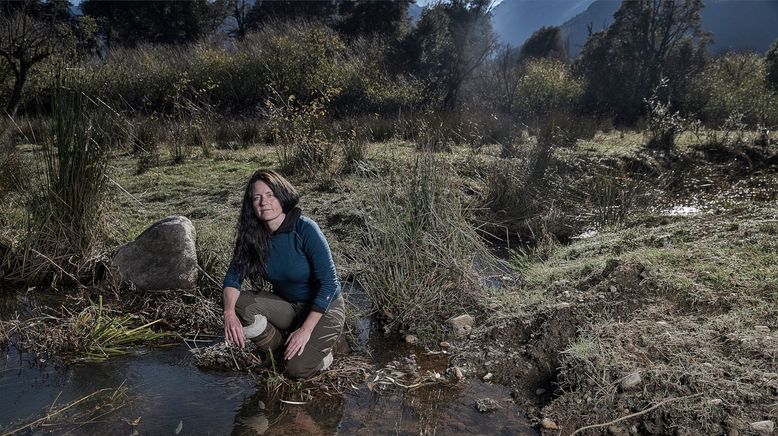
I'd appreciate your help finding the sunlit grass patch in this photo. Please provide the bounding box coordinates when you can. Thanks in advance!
[493,203,777,317]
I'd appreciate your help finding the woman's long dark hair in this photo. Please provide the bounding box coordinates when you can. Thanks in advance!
[232,170,299,287]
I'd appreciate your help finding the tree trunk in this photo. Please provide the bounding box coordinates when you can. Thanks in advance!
[7,64,29,117]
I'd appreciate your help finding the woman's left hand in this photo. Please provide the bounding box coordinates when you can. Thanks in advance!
[284,327,312,360]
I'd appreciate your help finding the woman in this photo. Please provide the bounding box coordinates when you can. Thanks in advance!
[222,170,345,378]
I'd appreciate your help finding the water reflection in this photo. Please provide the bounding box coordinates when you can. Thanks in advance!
[233,391,343,435]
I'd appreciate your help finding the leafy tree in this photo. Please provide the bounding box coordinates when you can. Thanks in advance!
[81,0,212,47]
[338,0,412,39]
[244,0,337,30]
[0,0,72,22]
[767,38,778,91]
[519,26,566,61]
[687,52,778,126]
[576,0,708,124]
[404,0,496,110]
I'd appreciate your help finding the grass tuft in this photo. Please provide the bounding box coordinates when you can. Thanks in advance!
[358,152,496,340]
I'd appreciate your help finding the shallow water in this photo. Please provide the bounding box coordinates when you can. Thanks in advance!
[0,292,536,435]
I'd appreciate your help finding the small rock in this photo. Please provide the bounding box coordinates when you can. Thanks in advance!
[607,425,628,436]
[620,372,642,390]
[656,321,668,326]
[553,302,571,310]
[609,285,617,292]
[447,314,474,337]
[482,372,493,381]
[755,325,770,333]
[439,341,451,348]
[535,388,547,396]
[709,399,723,406]
[474,397,500,413]
[763,372,778,380]
[450,366,464,380]
[750,421,774,435]
[405,335,417,344]
[541,418,558,430]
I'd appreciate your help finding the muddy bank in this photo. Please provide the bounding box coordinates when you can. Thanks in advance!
[454,199,777,434]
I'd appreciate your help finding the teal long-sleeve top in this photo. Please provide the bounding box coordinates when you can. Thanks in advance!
[222,210,341,313]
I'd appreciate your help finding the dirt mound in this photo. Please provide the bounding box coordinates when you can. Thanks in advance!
[693,142,778,171]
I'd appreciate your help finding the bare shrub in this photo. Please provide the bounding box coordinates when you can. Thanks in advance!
[336,128,367,174]
[644,82,687,152]
[0,127,22,201]
[264,87,337,179]
[132,119,163,174]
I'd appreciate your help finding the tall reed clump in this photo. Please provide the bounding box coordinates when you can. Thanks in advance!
[12,77,111,286]
[358,153,495,339]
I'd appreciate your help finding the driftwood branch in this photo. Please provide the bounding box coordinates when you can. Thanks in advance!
[570,394,702,436]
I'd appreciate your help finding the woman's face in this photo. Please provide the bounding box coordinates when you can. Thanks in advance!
[251,180,284,223]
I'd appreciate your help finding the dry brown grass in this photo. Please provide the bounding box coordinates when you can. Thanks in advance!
[0,294,171,362]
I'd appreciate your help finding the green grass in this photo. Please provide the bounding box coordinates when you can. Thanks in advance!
[494,201,777,433]
[495,203,777,313]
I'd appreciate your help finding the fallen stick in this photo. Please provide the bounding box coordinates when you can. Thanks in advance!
[570,394,702,436]
[2,388,114,436]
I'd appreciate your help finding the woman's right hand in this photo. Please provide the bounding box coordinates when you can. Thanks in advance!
[224,310,245,348]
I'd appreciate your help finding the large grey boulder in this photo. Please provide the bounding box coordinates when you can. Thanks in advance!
[113,216,198,290]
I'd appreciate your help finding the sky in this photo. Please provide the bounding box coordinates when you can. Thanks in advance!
[415,0,506,8]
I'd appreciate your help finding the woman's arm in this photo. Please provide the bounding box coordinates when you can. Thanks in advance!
[223,286,245,348]
[284,310,323,360]
[298,217,341,313]
[223,260,246,347]
[284,217,338,359]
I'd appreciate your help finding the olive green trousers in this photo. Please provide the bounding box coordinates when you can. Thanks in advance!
[235,290,345,379]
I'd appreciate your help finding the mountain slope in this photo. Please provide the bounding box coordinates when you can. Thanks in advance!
[491,0,596,47]
[558,0,778,57]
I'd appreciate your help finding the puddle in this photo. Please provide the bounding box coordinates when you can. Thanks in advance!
[0,291,537,435]
[661,204,702,216]
[1,343,256,435]
[571,228,599,239]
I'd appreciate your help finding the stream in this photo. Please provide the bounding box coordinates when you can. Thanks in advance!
[0,290,536,435]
